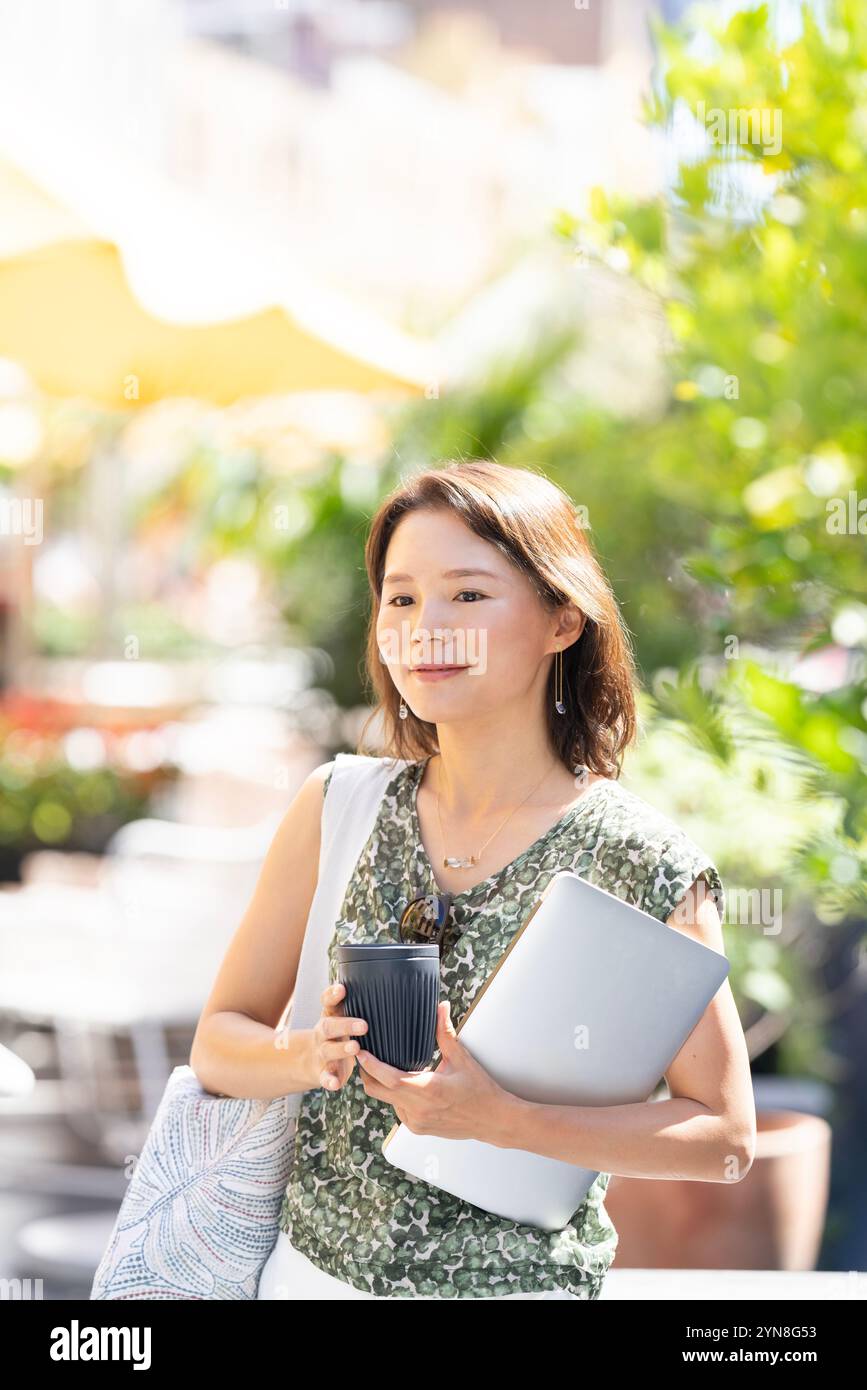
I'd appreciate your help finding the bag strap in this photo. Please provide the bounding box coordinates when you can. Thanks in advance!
[281,752,410,1046]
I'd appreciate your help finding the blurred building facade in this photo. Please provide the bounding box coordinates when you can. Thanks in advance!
[0,0,665,331]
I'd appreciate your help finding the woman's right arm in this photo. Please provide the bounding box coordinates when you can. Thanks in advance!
[189,761,368,1100]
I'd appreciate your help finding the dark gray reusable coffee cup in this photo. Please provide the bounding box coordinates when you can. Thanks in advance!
[335,942,440,1071]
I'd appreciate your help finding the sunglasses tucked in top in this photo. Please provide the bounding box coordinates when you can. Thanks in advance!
[398,891,456,954]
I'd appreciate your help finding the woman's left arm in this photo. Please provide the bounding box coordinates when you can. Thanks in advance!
[484,877,757,1182]
[358,878,757,1183]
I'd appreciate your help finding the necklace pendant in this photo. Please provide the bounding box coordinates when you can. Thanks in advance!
[443,855,476,869]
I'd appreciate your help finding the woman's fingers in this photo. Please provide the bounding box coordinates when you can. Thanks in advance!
[314,983,368,1091]
[320,1014,368,1041]
[320,984,368,1036]
[320,982,346,1014]
[320,1037,362,1062]
[319,1054,356,1089]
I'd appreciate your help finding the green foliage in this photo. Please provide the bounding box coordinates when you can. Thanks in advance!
[554,0,867,929]
[136,447,404,710]
[0,726,173,855]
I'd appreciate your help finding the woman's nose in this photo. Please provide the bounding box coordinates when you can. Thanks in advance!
[411,622,454,650]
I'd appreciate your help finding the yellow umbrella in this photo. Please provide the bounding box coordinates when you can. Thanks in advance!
[0,162,429,407]
[0,238,428,406]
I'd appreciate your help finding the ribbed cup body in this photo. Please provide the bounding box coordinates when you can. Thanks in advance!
[336,943,440,1071]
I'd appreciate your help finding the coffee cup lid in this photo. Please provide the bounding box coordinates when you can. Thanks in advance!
[336,942,440,962]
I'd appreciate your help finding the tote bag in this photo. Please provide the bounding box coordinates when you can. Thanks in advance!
[90,752,408,1301]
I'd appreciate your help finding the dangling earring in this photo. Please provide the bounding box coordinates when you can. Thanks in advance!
[399,697,408,720]
[554,646,566,715]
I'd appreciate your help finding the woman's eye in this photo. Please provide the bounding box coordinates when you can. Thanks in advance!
[386,591,486,606]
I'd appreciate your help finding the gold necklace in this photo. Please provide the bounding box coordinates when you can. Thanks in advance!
[434,755,559,870]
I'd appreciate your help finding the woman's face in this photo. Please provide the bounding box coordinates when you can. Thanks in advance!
[376,507,583,725]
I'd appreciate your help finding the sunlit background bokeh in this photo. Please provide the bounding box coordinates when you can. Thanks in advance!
[0,0,864,1299]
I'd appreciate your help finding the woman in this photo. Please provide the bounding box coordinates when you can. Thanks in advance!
[191,458,756,1301]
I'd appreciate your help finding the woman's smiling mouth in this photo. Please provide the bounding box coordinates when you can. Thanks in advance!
[411,665,468,682]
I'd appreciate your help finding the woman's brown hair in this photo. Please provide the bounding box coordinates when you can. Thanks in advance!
[357,458,639,779]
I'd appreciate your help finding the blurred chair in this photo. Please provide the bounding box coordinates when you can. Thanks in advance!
[0,1042,35,1098]
[0,802,289,1289]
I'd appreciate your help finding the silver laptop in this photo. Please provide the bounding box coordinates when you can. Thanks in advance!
[382,869,729,1230]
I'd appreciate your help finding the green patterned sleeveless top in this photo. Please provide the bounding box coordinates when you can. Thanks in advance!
[278,754,725,1299]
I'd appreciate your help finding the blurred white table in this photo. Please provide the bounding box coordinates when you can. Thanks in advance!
[0,1042,35,1097]
[0,873,255,1027]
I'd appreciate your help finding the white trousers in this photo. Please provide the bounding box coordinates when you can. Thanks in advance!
[257,1231,580,1300]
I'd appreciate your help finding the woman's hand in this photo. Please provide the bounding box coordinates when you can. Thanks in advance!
[356,1000,510,1142]
[311,982,369,1092]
